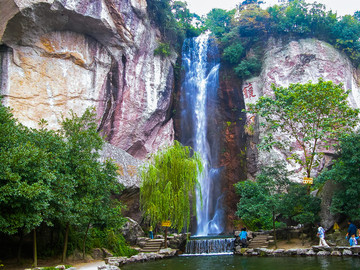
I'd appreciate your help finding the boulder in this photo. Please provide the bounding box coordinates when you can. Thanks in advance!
[317,251,331,256]
[121,217,144,245]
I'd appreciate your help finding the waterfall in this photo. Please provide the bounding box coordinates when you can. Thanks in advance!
[180,33,224,236]
[185,238,235,255]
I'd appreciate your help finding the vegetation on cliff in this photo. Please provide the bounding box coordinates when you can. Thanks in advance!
[246,79,360,178]
[205,0,360,79]
[317,132,360,221]
[235,162,320,239]
[0,102,131,264]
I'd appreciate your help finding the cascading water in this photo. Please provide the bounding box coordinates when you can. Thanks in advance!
[180,33,225,237]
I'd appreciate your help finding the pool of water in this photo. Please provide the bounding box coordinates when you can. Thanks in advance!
[122,255,360,270]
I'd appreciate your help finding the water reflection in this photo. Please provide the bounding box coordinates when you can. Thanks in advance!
[122,256,360,270]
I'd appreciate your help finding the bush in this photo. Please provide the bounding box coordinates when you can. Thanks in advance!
[154,42,172,57]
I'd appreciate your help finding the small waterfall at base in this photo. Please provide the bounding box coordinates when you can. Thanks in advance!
[185,237,235,255]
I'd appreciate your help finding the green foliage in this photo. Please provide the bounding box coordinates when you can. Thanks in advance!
[146,0,202,51]
[234,57,262,79]
[205,9,235,38]
[222,42,245,64]
[209,0,360,79]
[279,184,320,225]
[89,228,138,257]
[140,141,203,233]
[246,79,359,177]
[154,42,172,57]
[235,162,320,230]
[0,101,56,235]
[235,163,289,230]
[317,132,360,220]
[0,100,125,259]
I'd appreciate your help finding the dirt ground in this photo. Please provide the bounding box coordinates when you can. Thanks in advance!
[273,238,314,249]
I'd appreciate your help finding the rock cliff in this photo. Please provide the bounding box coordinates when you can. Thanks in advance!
[242,38,360,182]
[0,0,176,160]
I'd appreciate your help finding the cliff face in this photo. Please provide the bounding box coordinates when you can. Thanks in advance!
[0,0,176,159]
[242,38,360,181]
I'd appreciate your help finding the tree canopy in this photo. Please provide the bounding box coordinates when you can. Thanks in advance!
[246,79,359,178]
[140,140,203,233]
[0,101,126,263]
[317,132,360,220]
[235,163,320,240]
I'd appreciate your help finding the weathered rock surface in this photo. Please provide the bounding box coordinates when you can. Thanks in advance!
[120,217,144,245]
[242,38,360,181]
[0,0,175,159]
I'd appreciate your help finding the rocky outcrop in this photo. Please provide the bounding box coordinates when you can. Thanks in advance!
[242,38,360,181]
[0,0,176,159]
[120,217,145,245]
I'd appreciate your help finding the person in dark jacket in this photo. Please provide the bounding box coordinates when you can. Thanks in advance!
[346,221,357,242]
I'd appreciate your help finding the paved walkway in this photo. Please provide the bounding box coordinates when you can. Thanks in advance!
[74,260,105,270]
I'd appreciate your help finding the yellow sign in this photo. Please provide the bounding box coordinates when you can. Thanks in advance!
[303,177,313,185]
[161,220,171,227]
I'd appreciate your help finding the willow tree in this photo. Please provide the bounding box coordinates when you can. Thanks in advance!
[140,141,203,246]
[246,79,359,178]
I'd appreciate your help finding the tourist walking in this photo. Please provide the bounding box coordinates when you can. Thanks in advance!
[346,221,357,244]
[317,223,329,247]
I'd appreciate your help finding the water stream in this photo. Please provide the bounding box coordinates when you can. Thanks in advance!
[180,33,224,236]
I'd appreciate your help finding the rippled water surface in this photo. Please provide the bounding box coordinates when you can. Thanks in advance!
[122,255,360,270]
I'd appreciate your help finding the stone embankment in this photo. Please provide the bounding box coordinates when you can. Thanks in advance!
[234,245,360,256]
[101,248,177,270]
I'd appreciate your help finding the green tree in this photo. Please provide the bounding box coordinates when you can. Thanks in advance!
[235,163,320,247]
[235,163,290,247]
[246,79,359,178]
[317,132,360,220]
[0,102,62,266]
[58,108,123,262]
[140,141,203,247]
[205,8,235,38]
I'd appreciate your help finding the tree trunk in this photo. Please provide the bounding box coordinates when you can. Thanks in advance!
[272,210,277,249]
[82,223,90,259]
[164,227,168,248]
[17,230,24,263]
[33,228,37,267]
[62,223,70,263]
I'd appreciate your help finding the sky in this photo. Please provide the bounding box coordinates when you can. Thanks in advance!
[185,0,359,17]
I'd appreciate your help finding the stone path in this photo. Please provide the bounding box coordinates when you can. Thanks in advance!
[74,260,105,270]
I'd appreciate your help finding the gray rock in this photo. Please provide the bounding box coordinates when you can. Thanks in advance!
[273,249,285,256]
[98,265,120,270]
[120,217,145,245]
[102,248,113,258]
[317,251,331,256]
[306,249,316,256]
[285,249,298,255]
[331,251,342,256]
[343,249,353,256]
[296,249,309,255]
[351,245,360,253]
[92,248,104,259]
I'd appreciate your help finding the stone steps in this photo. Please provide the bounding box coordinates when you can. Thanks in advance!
[248,235,273,249]
[141,239,164,253]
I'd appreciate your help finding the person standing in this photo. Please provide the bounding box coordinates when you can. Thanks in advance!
[346,221,357,242]
[239,227,248,248]
[317,223,329,247]
[149,225,153,239]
